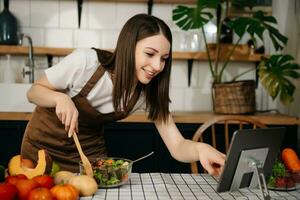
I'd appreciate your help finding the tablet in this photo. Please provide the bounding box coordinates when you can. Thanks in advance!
[217,127,285,193]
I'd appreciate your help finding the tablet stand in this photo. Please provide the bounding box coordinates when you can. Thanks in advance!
[230,148,270,200]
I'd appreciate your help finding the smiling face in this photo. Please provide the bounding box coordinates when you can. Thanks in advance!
[135,34,170,84]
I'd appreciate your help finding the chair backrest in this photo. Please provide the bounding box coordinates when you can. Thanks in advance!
[191,115,267,174]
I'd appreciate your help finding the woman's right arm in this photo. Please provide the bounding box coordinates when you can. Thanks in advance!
[27,75,78,137]
[27,75,67,107]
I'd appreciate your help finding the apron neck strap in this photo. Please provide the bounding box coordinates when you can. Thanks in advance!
[79,66,105,97]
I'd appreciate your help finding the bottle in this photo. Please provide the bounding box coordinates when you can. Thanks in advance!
[3,54,15,83]
[0,0,19,45]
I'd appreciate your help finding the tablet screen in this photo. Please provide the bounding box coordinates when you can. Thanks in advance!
[217,127,285,193]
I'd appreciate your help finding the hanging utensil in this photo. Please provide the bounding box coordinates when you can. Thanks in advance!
[73,131,93,177]
[77,0,83,28]
[0,0,19,44]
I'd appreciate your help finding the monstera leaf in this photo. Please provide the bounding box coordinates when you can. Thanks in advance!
[259,55,300,104]
[229,11,288,51]
[172,0,220,30]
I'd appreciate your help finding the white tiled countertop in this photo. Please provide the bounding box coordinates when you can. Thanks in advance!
[80,173,300,200]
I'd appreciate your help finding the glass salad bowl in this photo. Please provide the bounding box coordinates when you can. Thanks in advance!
[267,159,300,191]
[80,157,133,188]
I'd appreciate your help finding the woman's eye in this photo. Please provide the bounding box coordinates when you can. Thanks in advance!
[161,57,168,62]
[145,52,154,57]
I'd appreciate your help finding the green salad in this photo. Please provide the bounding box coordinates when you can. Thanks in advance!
[268,159,300,189]
[93,158,131,187]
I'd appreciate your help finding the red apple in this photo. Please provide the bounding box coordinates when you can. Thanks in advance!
[32,175,54,189]
[0,183,18,200]
[16,179,39,200]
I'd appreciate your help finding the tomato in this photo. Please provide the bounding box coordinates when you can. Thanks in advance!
[28,187,53,200]
[0,183,18,200]
[50,184,79,200]
[5,174,28,185]
[33,175,54,189]
[16,179,39,200]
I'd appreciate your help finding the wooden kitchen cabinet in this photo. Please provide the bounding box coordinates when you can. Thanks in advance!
[104,122,299,173]
[0,121,28,167]
[0,120,195,173]
[0,120,298,173]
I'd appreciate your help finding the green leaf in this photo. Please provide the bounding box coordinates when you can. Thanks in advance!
[230,11,288,51]
[272,160,286,178]
[172,0,219,31]
[258,55,300,104]
[268,175,276,187]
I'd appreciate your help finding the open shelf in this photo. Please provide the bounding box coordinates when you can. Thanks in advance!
[0,45,264,62]
[89,0,196,4]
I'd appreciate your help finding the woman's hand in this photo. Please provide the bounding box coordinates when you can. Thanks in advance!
[55,93,79,137]
[198,143,226,176]
[27,75,79,137]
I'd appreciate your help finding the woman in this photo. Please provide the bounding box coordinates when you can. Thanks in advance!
[21,14,225,175]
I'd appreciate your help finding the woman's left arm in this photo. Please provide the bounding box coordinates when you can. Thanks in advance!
[154,114,226,176]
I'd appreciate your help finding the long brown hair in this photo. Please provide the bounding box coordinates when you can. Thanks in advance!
[102,14,172,122]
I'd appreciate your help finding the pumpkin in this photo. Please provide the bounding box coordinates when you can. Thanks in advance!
[50,184,78,200]
[8,149,52,179]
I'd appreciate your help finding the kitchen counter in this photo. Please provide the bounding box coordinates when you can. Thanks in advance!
[1,111,299,125]
[81,173,300,200]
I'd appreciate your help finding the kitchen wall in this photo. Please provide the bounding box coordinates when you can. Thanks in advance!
[272,0,300,118]
[0,0,275,112]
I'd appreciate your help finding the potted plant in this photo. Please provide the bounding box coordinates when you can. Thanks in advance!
[172,0,300,114]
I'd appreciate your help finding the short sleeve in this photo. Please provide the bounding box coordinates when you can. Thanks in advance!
[45,48,99,90]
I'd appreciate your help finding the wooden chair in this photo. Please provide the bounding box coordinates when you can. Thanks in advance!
[191,115,267,174]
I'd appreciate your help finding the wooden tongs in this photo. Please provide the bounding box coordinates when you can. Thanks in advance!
[73,132,93,177]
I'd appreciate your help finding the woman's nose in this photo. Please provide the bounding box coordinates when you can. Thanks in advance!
[151,58,162,72]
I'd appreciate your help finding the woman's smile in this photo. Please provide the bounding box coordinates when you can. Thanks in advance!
[142,67,156,79]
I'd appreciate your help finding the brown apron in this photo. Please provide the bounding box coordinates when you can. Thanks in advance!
[21,49,140,172]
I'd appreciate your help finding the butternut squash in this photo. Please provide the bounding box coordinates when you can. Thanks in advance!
[53,171,75,185]
[68,175,98,196]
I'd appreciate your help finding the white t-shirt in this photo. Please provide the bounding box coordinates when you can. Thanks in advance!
[45,48,145,114]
